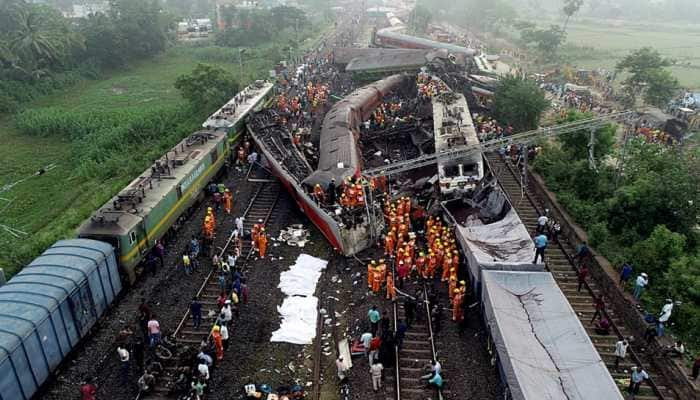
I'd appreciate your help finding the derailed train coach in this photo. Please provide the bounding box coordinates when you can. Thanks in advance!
[372,28,476,63]
[448,167,622,399]
[481,270,623,400]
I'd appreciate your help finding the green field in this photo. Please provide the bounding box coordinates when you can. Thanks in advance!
[0,46,276,277]
[562,19,700,89]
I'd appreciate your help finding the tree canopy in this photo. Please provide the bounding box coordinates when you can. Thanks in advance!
[534,130,700,349]
[174,63,239,113]
[616,47,680,107]
[0,0,172,77]
[562,0,584,30]
[518,24,567,60]
[556,110,616,162]
[492,75,549,132]
[216,6,309,48]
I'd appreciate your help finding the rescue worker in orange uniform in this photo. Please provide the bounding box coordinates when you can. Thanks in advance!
[415,252,427,279]
[427,252,437,278]
[442,257,453,282]
[212,325,224,361]
[203,215,214,239]
[251,224,261,245]
[372,266,383,294]
[384,234,395,257]
[377,260,387,283]
[448,276,458,300]
[207,207,216,229]
[223,189,233,214]
[313,184,326,204]
[367,260,377,289]
[257,228,268,258]
[386,272,396,301]
[452,289,464,322]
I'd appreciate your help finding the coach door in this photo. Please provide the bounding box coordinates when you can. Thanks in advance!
[69,285,97,336]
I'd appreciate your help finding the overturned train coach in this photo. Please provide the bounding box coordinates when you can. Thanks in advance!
[372,28,476,63]
[250,74,411,255]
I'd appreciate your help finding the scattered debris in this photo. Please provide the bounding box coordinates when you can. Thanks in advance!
[277,224,311,247]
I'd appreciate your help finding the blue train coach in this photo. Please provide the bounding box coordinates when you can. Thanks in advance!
[0,239,121,400]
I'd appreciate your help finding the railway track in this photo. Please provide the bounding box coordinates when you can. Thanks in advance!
[141,180,281,399]
[386,276,445,400]
[486,153,678,400]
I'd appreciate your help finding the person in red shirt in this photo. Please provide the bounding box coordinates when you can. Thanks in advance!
[369,335,382,365]
[80,378,97,400]
[577,265,589,292]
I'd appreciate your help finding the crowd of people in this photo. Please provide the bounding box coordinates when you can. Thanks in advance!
[417,73,450,100]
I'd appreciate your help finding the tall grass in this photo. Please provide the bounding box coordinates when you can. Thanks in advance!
[15,104,203,179]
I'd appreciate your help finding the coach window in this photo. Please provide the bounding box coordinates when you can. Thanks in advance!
[211,148,219,162]
[176,185,183,199]
[129,231,137,245]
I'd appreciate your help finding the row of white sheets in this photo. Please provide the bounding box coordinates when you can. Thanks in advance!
[270,254,328,345]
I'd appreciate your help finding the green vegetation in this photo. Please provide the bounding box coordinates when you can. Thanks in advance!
[616,47,680,107]
[492,76,549,131]
[561,20,700,89]
[0,45,282,276]
[0,0,172,112]
[0,0,326,277]
[517,23,567,61]
[561,0,584,31]
[217,5,311,48]
[534,111,700,349]
[175,64,240,113]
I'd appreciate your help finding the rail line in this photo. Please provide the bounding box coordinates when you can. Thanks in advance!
[138,179,280,399]
[486,153,677,400]
[387,272,444,400]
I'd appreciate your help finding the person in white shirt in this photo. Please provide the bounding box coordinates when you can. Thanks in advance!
[659,299,674,323]
[663,341,685,358]
[657,299,674,337]
[117,345,130,384]
[369,362,384,391]
[633,273,649,300]
[220,302,233,326]
[421,359,442,380]
[197,360,210,381]
[336,356,349,382]
[537,214,549,234]
[235,217,244,234]
[360,331,372,355]
[220,324,230,350]
[614,339,628,371]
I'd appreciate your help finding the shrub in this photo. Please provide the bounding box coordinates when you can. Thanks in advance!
[588,222,610,247]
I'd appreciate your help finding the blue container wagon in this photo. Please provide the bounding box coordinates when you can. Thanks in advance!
[0,239,121,400]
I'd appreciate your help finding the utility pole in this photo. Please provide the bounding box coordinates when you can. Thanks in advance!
[588,126,597,172]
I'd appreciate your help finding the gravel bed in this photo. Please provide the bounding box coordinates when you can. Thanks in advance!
[38,165,260,400]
